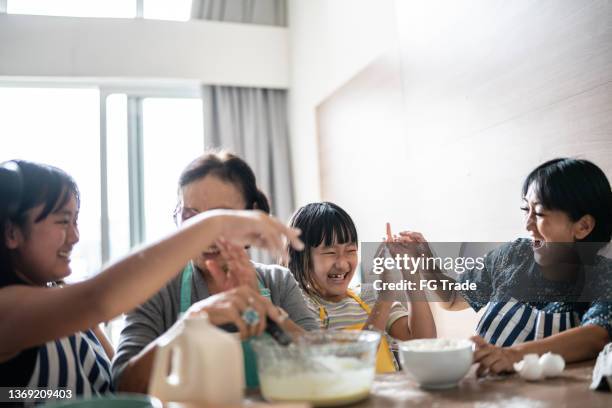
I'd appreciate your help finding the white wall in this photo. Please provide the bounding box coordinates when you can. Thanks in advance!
[288,0,612,339]
[287,0,398,206]
[392,0,612,243]
[290,0,612,239]
[0,14,288,88]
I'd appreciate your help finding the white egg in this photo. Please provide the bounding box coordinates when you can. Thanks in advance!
[514,354,543,381]
[513,360,524,372]
[539,352,565,377]
[523,353,539,365]
[519,360,544,381]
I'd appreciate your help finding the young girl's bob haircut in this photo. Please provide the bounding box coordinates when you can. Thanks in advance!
[286,202,358,296]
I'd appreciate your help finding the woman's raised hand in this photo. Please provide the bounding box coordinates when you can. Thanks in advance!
[197,209,303,255]
[206,238,259,292]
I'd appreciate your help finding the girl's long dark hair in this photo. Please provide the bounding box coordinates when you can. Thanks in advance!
[285,202,358,296]
[0,160,79,287]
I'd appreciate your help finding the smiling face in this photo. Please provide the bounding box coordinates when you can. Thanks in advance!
[177,175,247,272]
[310,240,358,302]
[522,182,593,266]
[7,193,80,285]
[286,202,359,301]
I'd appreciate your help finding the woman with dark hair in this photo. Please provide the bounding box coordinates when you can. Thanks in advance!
[286,202,436,373]
[113,151,318,392]
[396,158,612,375]
[0,160,303,395]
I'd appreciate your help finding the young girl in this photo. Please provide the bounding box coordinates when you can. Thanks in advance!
[0,160,302,396]
[285,201,436,372]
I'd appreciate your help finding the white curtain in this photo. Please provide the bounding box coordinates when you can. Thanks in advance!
[194,2,291,263]
[191,0,287,26]
[202,85,294,224]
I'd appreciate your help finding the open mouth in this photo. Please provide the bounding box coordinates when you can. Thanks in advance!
[327,272,349,283]
[532,239,545,250]
[202,247,221,257]
[58,250,72,261]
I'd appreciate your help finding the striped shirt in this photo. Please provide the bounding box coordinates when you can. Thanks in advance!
[0,276,113,397]
[459,238,612,344]
[305,285,409,369]
[305,285,409,334]
[25,329,113,397]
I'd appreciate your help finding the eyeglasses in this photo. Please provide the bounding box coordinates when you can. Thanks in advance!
[171,204,252,249]
[172,206,200,225]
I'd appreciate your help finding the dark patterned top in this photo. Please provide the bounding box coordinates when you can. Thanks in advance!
[458,238,612,339]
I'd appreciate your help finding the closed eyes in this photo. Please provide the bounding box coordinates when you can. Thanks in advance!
[520,207,544,217]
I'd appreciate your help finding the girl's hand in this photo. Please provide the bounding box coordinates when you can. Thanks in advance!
[206,238,259,292]
[384,223,434,259]
[184,285,285,340]
[472,335,523,376]
[209,210,303,256]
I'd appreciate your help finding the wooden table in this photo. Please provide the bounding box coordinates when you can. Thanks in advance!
[352,361,610,408]
[167,361,611,408]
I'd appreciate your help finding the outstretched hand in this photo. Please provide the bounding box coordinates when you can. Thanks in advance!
[206,238,259,292]
[208,209,303,256]
[384,222,433,259]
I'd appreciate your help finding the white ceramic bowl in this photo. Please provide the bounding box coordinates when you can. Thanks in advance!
[398,339,474,389]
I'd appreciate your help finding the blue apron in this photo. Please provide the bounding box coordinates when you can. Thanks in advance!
[477,262,586,347]
[179,262,269,389]
[476,298,580,347]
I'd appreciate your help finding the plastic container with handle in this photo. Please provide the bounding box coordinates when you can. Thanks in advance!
[149,315,244,405]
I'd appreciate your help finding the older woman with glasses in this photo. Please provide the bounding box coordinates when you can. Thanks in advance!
[112,151,319,393]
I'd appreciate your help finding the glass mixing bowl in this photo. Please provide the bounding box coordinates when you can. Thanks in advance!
[252,330,380,407]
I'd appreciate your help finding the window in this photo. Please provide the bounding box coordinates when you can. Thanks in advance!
[141,98,204,241]
[106,94,204,248]
[105,94,131,261]
[6,0,194,21]
[143,0,193,21]
[0,87,102,282]
[7,0,137,18]
[1,84,204,343]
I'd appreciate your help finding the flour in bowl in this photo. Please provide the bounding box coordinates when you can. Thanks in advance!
[400,339,472,352]
[259,356,375,406]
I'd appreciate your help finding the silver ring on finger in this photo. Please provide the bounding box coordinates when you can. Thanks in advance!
[241,307,260,326]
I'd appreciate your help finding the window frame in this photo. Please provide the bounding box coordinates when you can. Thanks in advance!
[1,0,190,20]
[100,85,202,260]
[1,79,203,342]
[0,79,202,266]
